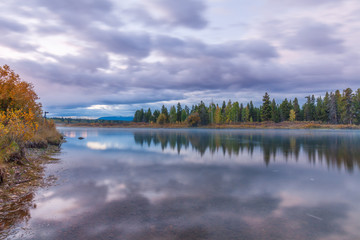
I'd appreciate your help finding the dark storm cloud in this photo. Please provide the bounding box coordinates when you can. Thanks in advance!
[127,0,208,29]
[284,21,345,54]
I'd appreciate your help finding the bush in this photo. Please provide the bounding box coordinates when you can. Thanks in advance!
[0,65,62,163]
[187,113,201,127]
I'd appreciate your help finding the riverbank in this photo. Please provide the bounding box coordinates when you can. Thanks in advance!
[0,145,61,233]
[57,121,360,129]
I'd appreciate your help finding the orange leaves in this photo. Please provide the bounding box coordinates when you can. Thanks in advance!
[0,65,41,117]
[0,65,42,145]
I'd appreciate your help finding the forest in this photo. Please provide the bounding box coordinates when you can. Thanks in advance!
[133,88,360,126]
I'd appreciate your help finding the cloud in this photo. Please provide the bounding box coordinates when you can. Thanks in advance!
[35,0,118,28]
[154,36,278,59]
[0,0,359,117]
[87,29,152,58]
[284,21,345,54]
[0,16,28,33]
[127,0,208,29]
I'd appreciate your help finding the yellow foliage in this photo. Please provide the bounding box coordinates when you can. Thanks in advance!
[0,109,38,143]
[0,65,61,163]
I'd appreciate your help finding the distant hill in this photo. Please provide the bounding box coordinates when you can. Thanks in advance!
[98,116,133,121]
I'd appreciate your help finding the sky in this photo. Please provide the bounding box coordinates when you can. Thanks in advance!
[1,0,359,117]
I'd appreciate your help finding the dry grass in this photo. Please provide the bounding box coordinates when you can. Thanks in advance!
[26,120,63,148]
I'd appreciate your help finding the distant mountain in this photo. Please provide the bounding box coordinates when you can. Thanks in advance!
[98,116,133,121]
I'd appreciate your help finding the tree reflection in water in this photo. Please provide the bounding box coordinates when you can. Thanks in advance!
[134,130,360,172]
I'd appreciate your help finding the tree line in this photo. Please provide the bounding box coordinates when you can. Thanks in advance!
[133,88,360,125]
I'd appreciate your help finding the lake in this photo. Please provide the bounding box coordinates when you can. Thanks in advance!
[2,127,360,240]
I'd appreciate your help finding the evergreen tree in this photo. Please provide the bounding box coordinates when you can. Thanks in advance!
[176,102,182,122]
[231,102,240,123]
[197,101,209,125]
[145,108,152,123]
[322,92,330,122]
[221,101,226,123]
[209,102,216,124]
[161,105,169,123]
[293,98,301,121]
[249,101,256,122]
[328,92,338,123]
[184,105,190,116]
[335,90,342,123]
[279,98,290,121]
[239,103,243,122]
[169,105,177,123]
[271,99,279,123]
[181,109,187,122]
[341,88,353,124]
[153,110,160,122]
[353,89,360,124]
[303,96,315,121]
[261,92,272,121]
[244,105,250,122]
[315,97,323,122]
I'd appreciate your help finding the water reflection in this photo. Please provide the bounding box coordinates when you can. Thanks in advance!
[133,130,360,172]
[3,128,360,240]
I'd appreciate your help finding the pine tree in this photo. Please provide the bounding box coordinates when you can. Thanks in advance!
[261,92,271,121]
[341,88,353,124]
[322,92,330,122]
[279,98,290,121]
[181,109,187,122]
[176,102,182,122]
[293,98,301,121]
[153,110,160,122]
[328,92,338,123]
[169,105,177,123]
[353,89,360,124]
[239,103,243,122]
[145,108,152,123]
[271,99,279,123]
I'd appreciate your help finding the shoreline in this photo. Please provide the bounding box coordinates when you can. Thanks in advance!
[56,121,360,130]
[0,145,61,233]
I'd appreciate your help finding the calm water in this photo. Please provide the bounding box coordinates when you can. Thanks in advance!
[2,127,360,240]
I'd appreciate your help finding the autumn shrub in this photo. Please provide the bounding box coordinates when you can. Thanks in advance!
[187,113,201,127]
[0,65,62,163]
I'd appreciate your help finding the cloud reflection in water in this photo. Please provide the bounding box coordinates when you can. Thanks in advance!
[7,128,360,240]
